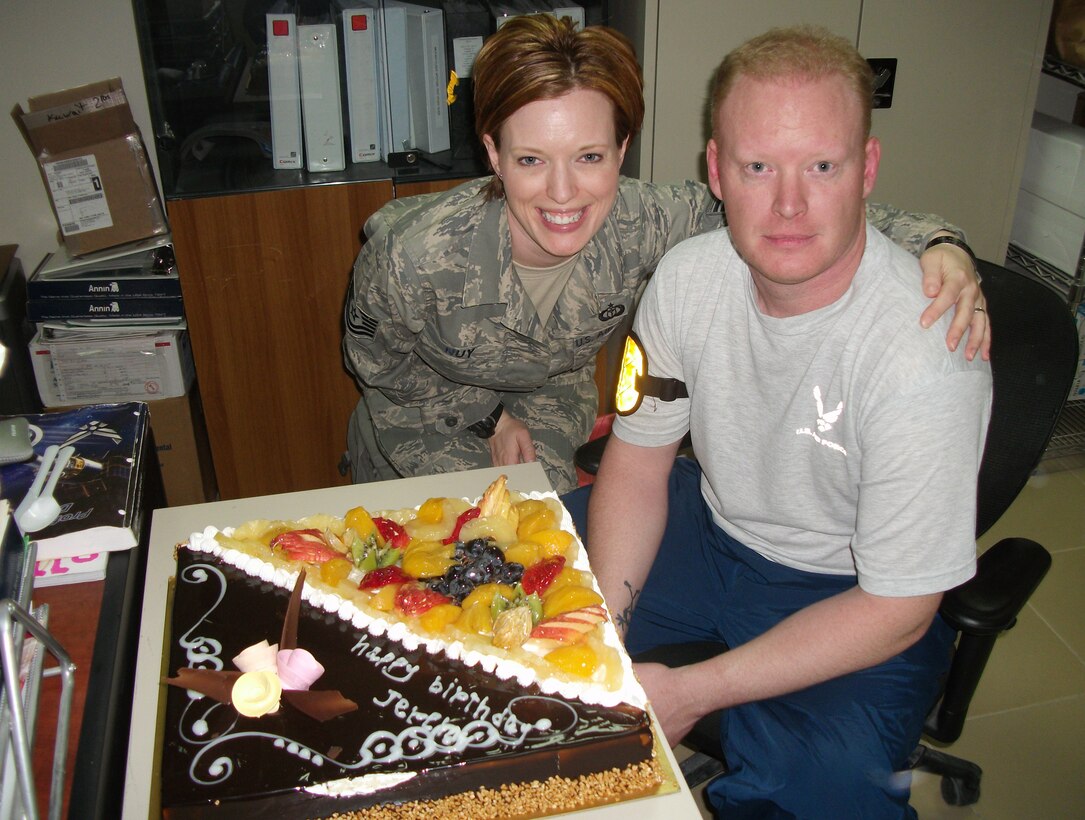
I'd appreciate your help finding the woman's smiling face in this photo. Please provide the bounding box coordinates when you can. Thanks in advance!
[483,88,628,268]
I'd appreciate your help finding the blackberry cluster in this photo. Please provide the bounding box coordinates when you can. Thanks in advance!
[428,537,524,603]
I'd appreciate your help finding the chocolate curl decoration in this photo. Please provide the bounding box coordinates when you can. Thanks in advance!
[165,567,358,721]
[281,568,305,651]
[164,667,242,704]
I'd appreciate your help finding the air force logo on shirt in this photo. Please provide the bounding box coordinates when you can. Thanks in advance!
[796,385,847,456]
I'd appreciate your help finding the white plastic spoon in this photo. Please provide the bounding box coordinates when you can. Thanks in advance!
[17,445,74,534]
[13,444,58,526]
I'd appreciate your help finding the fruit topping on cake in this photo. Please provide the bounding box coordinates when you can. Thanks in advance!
[196,475,625,691]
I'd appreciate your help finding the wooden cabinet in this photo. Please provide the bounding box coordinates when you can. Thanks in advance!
[170,182,390,500]
[171,176,475,500]
[612,0,1053,261]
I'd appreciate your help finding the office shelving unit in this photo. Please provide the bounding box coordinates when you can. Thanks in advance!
[1012,53,1085,466]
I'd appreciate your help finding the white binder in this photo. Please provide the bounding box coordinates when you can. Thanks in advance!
[298,23,347,172]
[378,1,450,157]
[404,2,450,154]
[334,1,382,163]
[266,2,304,169]
[375,1,416,158]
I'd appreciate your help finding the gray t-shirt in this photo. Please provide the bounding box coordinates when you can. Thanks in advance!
[615,223,992,597]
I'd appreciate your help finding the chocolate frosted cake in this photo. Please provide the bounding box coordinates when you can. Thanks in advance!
[159,478,662,818]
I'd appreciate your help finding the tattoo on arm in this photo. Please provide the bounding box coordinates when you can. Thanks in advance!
[614,580,641,638]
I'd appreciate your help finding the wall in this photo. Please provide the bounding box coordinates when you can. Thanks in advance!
[618,0,1053,262]
[0,0,159,275]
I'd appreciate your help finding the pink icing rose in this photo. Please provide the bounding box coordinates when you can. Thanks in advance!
[276,648,325,691]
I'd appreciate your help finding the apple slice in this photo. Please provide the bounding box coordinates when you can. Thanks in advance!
[521,604,607,656]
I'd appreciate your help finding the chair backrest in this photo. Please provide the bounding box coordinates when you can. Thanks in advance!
[974,260,1080,538]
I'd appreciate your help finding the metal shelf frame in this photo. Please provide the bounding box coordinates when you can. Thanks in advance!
[1042,54,1085,89]
[0,529,74,820]
[1006,243,1085,312]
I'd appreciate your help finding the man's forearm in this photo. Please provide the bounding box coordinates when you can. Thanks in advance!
[587,436,678,637]
[677,586,942,718]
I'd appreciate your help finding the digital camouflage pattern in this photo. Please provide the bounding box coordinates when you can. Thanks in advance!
[343,177,958,493]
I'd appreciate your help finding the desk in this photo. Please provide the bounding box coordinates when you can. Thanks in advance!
[29,544,145,819]
[123,463,701,819]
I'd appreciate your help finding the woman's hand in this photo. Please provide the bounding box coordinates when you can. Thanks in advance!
[918,233,990,362]
[488,410,537,467]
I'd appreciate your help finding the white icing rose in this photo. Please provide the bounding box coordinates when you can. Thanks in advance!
[231,670,282,717]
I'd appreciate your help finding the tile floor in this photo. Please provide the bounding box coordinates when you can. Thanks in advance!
[676,464,1085,819]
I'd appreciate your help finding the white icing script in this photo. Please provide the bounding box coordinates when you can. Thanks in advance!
[350,636,419,683]
[177,564,226,672]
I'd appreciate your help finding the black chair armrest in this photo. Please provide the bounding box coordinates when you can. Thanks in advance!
[925,537,1052,743]
[574,433,610,476]
[939,537,1051,636]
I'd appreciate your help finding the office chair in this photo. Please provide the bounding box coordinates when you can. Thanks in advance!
[575,259,1081,806]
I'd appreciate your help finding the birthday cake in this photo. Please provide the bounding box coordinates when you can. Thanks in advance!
[159,476,662,818]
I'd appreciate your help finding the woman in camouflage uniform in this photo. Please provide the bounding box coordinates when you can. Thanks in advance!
[343,15,986,494]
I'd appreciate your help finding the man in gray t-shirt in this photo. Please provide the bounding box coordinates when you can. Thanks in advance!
[573,26,992,818]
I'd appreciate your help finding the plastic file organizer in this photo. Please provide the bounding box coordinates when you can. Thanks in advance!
[0,503,75,820]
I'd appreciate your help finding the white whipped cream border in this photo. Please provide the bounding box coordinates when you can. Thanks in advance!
[183,491,647,711]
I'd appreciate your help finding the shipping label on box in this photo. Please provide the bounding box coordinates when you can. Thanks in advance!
[12,78,168,256]
[45,153,114,235]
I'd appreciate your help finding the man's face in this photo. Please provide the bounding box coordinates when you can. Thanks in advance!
[483,89,627,269]
[707,73,880,312]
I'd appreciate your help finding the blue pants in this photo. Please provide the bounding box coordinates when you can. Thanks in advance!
[563,458,955,819]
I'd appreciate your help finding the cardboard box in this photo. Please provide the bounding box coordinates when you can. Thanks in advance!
[12,78,168,256]
[29,326,194,406]
[1021,112,1085,219]
[145,387,218,506]
[1010,188,1085,277]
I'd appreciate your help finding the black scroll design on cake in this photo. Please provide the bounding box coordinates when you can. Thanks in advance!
[177,562,227,671]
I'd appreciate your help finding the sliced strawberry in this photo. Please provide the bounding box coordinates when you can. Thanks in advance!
[372,517,411,550]
[271,529,341,564]
[358,565,411,590]
[394,583,452,616]
[521,556,566,596]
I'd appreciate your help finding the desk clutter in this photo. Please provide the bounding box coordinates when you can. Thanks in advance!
[1,240,217,510]
[0,401,160,818]
[0,403,151,586]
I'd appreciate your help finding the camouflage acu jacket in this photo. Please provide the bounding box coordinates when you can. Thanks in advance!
[343,176,723,436]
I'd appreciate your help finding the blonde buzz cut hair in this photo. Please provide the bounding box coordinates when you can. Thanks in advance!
[709,24,876,138]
